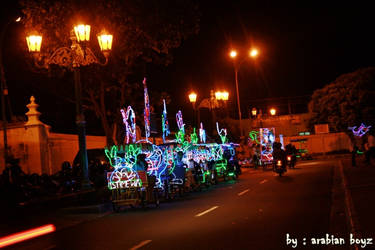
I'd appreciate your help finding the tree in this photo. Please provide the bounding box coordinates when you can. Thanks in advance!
[308,67,375,137]
[20,0,200,145]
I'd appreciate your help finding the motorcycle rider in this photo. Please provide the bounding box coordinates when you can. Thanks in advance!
[272,142,287,172]
[285,143,297,168]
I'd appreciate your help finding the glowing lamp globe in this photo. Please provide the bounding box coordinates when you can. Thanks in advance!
[230,50,237,58]
[222,91,229,101]
[215,91,222,100]
[251,108,257,116]
[26,35,42,52]
[74,24,91,42]
[270,108,276,116]
[250,49,258,58]
[97,33,113,52]
[189,92,197,103]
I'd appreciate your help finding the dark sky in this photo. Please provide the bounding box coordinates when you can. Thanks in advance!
[1,1,375,134]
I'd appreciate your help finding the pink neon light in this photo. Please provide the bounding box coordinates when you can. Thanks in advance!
[0,224,55,248]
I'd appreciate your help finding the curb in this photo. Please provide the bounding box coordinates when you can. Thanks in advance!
[60,202,113,214]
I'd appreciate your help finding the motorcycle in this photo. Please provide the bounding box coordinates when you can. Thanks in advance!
[274,159,286,177]
[286,155,296,169]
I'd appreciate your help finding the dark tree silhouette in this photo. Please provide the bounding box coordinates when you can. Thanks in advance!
[20,0,200,145]
[308,67,375,137]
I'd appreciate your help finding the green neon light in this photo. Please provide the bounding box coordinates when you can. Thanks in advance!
[356,150,364,155]
[190,128,198,144]
[175,129,185,144]
[249,130,260,144]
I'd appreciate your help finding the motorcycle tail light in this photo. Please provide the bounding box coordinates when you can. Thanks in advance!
[277,160,282,166]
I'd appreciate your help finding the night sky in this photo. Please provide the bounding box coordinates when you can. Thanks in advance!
[1,1,375,135]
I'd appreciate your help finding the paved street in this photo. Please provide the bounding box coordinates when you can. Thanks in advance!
[4,158,372,249]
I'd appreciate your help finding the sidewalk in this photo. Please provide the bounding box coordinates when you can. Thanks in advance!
[341,156,375,238]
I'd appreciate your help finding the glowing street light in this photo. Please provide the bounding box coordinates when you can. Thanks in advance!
[251,107,257,116]
[26,35,42,53]
[229,47,260,137]
[249,48,258,58]
[189,92,197,103]
[230,50,237,58]
[270,108,277,116]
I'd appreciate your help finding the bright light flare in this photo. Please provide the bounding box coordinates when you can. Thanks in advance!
[74,24,91,42]
[229,50,237,58]
[16,17,22,22]
[0,224,55,248]
[250,49,258,58]
[188,92,197,103]
[270,108,276,116]
[26,35,42,52]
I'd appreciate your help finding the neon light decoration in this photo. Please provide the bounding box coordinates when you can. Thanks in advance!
[162,99,170,143]
[190,128,198,144]
[0,224,56,248]
[143,77,151,141]
[121,106,136,144]
[249,130,259,144]
[199,122,206,143]
[259,127,275,163]
[216,122,227,144]
[348,123,372,137]
[175,110,185,144]
[107,166,142,190]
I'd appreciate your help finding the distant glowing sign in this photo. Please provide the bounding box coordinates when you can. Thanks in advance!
[259,127,275,163]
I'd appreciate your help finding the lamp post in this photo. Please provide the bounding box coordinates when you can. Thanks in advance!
[229,48,258,138]
[188,92,197,127]
[0,16,22,164]
[26,24,113,189]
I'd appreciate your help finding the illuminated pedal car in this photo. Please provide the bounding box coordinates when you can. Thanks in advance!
[108,169,159,212]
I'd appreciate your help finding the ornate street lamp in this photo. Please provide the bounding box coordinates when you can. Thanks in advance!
[26,24,113,189]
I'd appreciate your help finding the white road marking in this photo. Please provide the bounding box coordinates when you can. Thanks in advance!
[259,179,268,184]
[130,240,152,250]
[195,206,219,217]
[238,189,249,196]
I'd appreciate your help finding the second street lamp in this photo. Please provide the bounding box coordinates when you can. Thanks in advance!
[26,24,113,189]
[229,48,258,138]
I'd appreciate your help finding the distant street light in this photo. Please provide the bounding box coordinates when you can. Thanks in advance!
[251,107,257,117]
[229,47,259,137]
[270,108,277,116]
[26,23,113,189]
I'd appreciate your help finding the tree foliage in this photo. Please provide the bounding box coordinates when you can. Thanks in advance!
[20,0,200,145]
[308,67,375,133]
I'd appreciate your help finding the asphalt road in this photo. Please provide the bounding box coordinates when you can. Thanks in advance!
[6,160,344,250]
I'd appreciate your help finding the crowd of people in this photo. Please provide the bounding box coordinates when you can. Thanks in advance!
[0,157,111,207]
